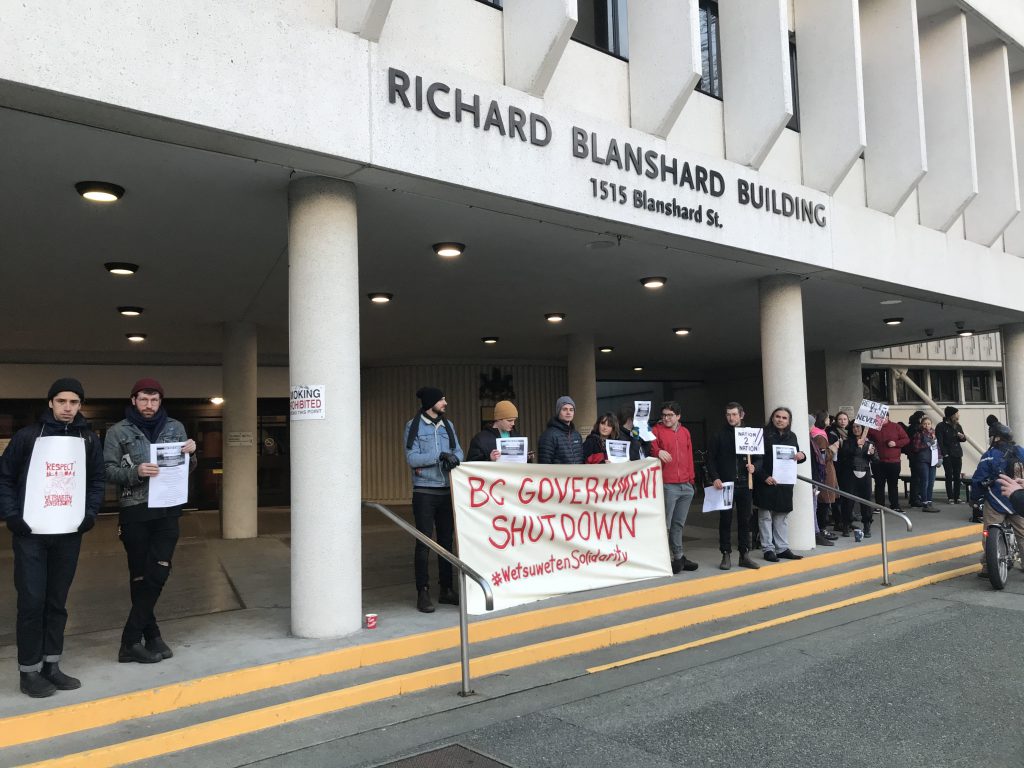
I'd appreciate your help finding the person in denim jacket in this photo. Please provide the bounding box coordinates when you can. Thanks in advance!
[104,378,196,664]
[404,386,464,613]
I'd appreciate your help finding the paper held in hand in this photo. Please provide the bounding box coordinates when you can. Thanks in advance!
[496,437,528,463]
[772,444,798,485]
[855,399,888,430]
[148,442,189,508]
[734,427,764,455]
[605,439,630,463]
[634,401,655,441]
[702,481,734,512]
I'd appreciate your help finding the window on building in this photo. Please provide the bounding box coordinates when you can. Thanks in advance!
[929,369,958,403]
[862,368,890,403]
[787,35,800,131]
[697,1,722,98]
[895,368,925,403]
[572,0,629,59]
[996,370,1005,402]
[964,371,992,403]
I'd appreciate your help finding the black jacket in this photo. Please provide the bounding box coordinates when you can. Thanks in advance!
[935,419,966,459]
[537,418,584,465]
[752,428,805,513]
[706,422,748,484]
[466,426,525,462]
[618,427,645,460]
[0,412,105,526]
[837,434,873,482]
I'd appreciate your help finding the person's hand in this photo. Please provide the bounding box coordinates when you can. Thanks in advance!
[489,449,501,461]
[795,452,806,461]
[5,517,30,536]
[765,476,777,486]
[887,441,896,448]
[181,439,197,455]
[658,451,673,464]
[77,515,95,534]
[996,474,1024,498]
[137,462,160,478]
[747,463,755,474]
[713,479,723,490]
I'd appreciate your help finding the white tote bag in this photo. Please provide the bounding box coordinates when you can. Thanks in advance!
[22,436,87,534]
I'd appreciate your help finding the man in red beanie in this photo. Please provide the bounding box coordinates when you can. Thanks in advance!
[103,378,197,664]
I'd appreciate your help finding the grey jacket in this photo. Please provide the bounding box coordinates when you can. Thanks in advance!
[103,416,195,508]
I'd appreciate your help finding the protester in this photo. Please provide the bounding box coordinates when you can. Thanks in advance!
[705,402,759,570]
[753,406,807,561]
[403,386,463,613]
[0,378,104,697]
[467,400,523,461]
[837,422,875,537]
[810,411,838,546]
[904,411,926,506]
[972,422,1024,577]
[537,396,584,464]
[651,401,698,573]
[869,415,909,512]
[104,378,197,664]
[616,403,647,459]
[909,416,939,511]
[582,413,621,464]
[936,406,967,504]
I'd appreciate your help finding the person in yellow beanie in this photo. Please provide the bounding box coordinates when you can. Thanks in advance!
[467,400,526,461]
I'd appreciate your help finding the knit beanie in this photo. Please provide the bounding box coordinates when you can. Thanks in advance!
[417,386,444,411]
[554,396,576,419]
[493,400,518,421]
[944,406,958,419]
[47,377,85,401]
[131,378,165,398]
[987,414,999,427]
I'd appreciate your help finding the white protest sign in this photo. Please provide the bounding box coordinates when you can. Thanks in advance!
[450,459,671,614]
[734,428,764,455]
[290,384,325,421]
[854,399,888,430]
[702,481,734,512]
[605,439,630,463]
[772,444,798,485]
[497,437,528,463]
[634,401,655,441]
[22,436,86,534]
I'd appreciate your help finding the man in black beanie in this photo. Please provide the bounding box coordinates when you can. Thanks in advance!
[404,386,463,613]
[936,406,967,504]
[0,378,104,697]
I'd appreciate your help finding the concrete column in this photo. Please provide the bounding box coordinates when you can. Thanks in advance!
[567,334,597,436]
[760,275,814,550]
[1001,323,1024,441]
[221,321,258,540]
[824,349,864,417]
[288,177,361,638]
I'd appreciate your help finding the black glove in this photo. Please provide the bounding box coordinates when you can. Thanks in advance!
[77,515,96,534]
[5,517,31,537]
[438,451,461,473]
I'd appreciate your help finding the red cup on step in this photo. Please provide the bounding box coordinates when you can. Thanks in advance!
[365,613,378,629]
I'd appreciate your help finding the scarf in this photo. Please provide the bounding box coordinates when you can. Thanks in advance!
[126,405,168,444]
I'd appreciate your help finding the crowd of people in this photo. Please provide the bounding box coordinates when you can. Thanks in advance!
[405,387,1024,610]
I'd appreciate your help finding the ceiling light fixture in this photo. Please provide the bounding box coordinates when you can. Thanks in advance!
[640,276,667,289]
[673,327,691,336]
[633,367,644,372]
[879,299,903,306]
[125,333,147,343]
[367,292,393,304]
[117,306,144,317]
[210,397,224,405]
[75,181,125,203]
[545,313,566,323]
[104,262,138,276]
[482,337,498,344]
[585,239,616,250]
[433,242,465,258]
[598,346,614,353]
[883,317,903,326]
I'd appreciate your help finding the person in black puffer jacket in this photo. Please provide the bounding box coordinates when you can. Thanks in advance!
[537,396,583,464]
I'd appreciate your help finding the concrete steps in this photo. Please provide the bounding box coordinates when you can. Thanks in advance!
[0,524,982,767]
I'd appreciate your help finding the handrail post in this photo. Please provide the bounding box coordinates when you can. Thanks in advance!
[878,502,890,586]
[457,569,473,697]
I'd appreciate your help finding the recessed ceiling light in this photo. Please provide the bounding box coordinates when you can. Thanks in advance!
[599,346,614,353]
[633,367,644,372]
[883,317,903,326]
[958,329,975,337]
[433,242,465,258]
[880,299,903,305]
[104,262,138,276]
[126,333,147,343]
[586,239,616,250]
[117,306,144,317]
[210,397,224,405]
[75,181,125,203]
[545,313,566,323]
[673,327,691,336]
[640,276,667,289]
[367,292,393,304]
[482,337,498,344]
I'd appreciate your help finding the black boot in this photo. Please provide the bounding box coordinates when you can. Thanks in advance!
[119,642,163,664]
[41,661,81,690]
[438,586,459,605]
[145,636,173,660]
[738,552,760,569]
[719,552,731,570]
[19,671,56,698]
[416,587,435,613]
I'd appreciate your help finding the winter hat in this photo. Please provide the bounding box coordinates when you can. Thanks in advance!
[47,377,85,401]
[131,378,164,398]
[554,396,576,418]
[908,410,925,426]
[944,406,959,419]
[416,386,444,411]
[989,421,1013,441]
[493,400,518,421]
[987,414,999,427]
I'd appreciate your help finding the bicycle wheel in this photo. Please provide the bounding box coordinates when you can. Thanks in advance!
[985,525,1009,590]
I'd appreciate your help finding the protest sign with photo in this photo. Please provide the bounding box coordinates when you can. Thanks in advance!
[854,399,888,430]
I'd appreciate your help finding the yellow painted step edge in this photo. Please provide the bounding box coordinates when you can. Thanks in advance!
[15,545,980,768]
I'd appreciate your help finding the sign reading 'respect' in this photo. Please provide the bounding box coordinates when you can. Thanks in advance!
[450,458,671,614]
[290,384,325,421]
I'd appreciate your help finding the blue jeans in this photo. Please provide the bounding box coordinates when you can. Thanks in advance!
[923,463,937,503]
[663,483,694,559]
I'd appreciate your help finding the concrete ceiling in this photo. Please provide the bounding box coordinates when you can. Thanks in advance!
[0,106,1017,380]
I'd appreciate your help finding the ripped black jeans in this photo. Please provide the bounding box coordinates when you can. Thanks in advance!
[119,516,180,646]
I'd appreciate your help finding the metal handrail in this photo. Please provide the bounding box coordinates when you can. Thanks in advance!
[797,476,912,586]
[362,501,494,697]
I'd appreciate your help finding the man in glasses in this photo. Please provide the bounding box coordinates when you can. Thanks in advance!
[651,401,698,573]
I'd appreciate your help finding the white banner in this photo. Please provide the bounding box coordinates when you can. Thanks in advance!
[451,458,671,614]
[23,436,86,534]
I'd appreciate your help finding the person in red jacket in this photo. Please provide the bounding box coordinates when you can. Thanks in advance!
[868,416,909,512]
[651,401,698,573]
